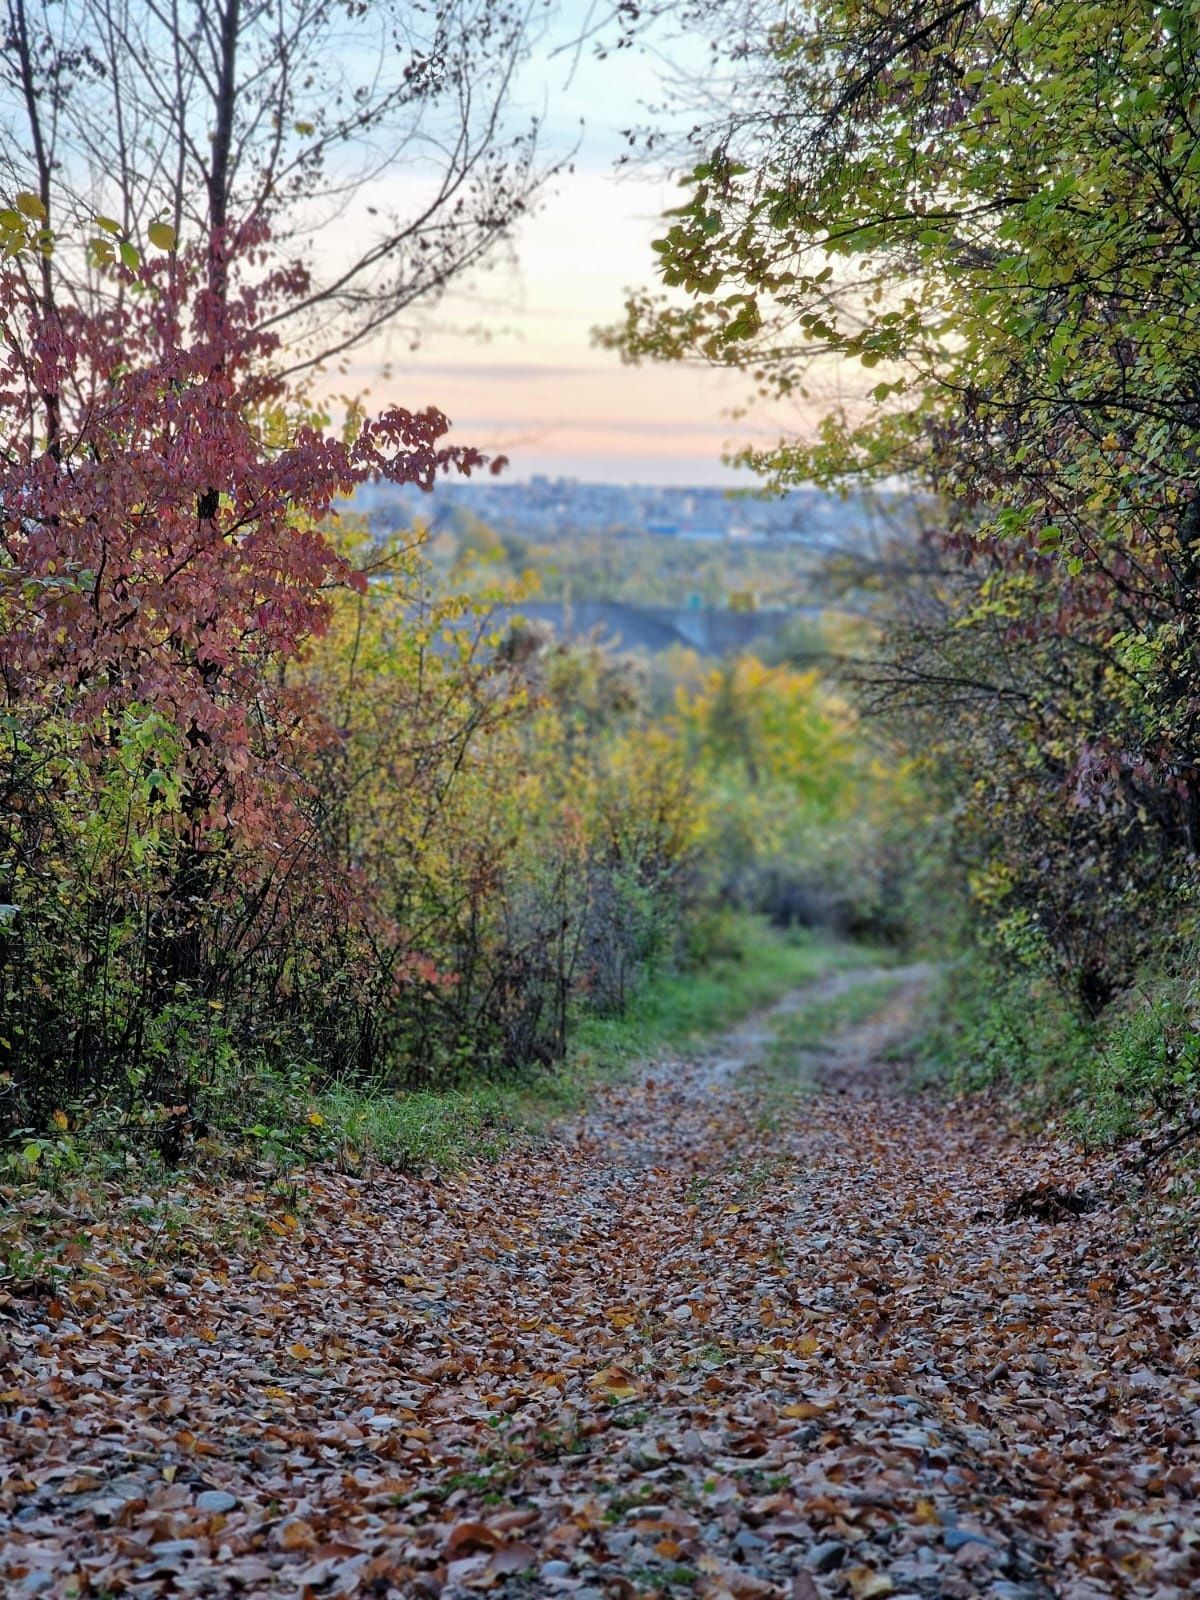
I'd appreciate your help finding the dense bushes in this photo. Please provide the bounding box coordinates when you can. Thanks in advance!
[2,438,903,1147]
[0,214,918,1155]
[671,654,924,947]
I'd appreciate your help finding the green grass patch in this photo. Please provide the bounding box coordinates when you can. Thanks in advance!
[2,915,887,1192]
[904,955,1092,1114]
[307,913,880,1169]
[906,950,1200,1147]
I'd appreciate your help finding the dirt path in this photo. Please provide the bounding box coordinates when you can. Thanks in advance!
[1,967,1197,1599]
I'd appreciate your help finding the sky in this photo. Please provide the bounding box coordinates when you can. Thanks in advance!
[342,7,782,487]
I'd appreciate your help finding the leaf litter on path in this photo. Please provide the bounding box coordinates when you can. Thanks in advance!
[1,965,1197,1599]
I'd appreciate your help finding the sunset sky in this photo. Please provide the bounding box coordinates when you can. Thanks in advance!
[345,10,787,487]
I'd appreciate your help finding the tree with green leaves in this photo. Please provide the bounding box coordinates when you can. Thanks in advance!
[606,0,1200,1005]
[611,2,1200,542]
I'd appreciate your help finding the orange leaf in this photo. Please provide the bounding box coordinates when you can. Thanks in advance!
[444,1520,503,1556]
[276,1517,317,1551]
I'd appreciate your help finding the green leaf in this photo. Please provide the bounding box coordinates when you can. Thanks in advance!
[94,215,122,236]
[119,239,141,272]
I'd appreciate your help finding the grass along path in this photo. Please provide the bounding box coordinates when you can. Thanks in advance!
[300,919,880,1173]
[1,967,1197,1599]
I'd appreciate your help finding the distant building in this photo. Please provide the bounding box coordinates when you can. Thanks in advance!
[481,600,814,658]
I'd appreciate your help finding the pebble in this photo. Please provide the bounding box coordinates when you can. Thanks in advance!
[944,1528,996,1553]
[540,1560,571,1578]
[809,1540,848,1572]
[195,1489,239,1513]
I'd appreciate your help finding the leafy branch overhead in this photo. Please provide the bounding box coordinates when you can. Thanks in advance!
[610,1,1200,554]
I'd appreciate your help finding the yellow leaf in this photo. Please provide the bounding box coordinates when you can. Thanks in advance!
[782,1400,832,1420]
[15,191,46,221]
[148,220,177,250]
[51,1109,69,1131]
[589,1365,640,1400]
[306,1109,324,1127]
[289,1342,315,1361]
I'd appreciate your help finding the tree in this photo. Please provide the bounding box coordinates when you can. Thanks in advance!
[1,0,552,367]
[604,2,1200,554]
[0,219,497,1103]
[603,0,1200,1002]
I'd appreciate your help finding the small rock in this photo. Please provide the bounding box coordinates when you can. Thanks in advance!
[540,1560,571,1578]
[944,1529,995,1554]
[19,1575,54,1596]
[605,1532,637,1555]
[809,1540,848,1572]
[195,1489,239,1514]
[734,1529,767,1553]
